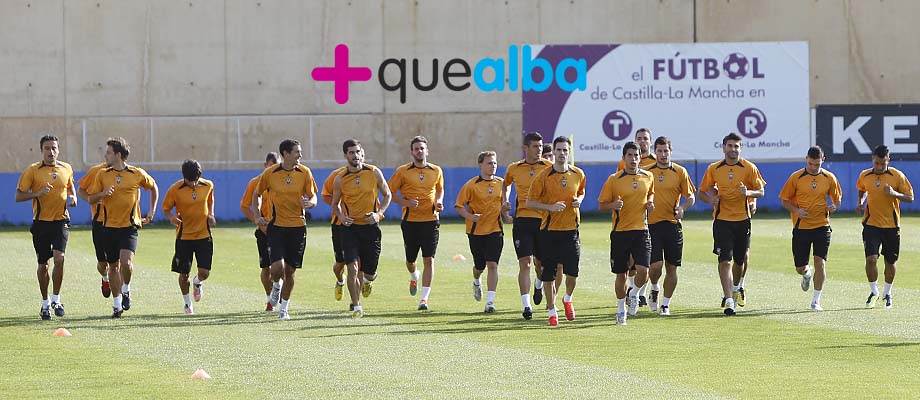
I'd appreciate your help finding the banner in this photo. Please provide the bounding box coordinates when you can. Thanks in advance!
[815,104,920,161]
[522,42,810,161]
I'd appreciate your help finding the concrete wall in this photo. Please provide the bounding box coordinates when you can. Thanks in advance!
[1,0,919,174]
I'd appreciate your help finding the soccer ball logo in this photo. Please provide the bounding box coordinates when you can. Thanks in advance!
[723,53,749,80]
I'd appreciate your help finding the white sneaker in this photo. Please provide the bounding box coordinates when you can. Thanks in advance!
[801,266,813,292]
[811,302,823,312]
[659,305,670,316]
[484,302,496,313]
[352,306,364,319]
[628,295,639,316]
[279,309,291,320]
[269,280,282,306]
[723,298,736,316]
[472,282,482,302]
[616,312,627,325]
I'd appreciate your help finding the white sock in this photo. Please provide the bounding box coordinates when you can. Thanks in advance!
[662,296,671,307]
[51,294,60,303]
[336,280,345,286]
[113,295,123,310]
[410,270,420,281]
[280,299,289,311]
[628,275,636,289]
[353,305,362,312]
[812,290,822,303]
[193,276,201,286]
[486,291,496,304]
[638,283,648,296]
[362,276,372,285]
[122,283,131,293]
[548,308,557,317]
[651,283,660,291]
[733,284,741,292]
[42,299,50,308]
[473,278,481,286]
[266,295,271,303]
[421,287,431,301]
[183,294,192,307]
[563,294,572,303]
[726,298,735,308]
[521,294,531,308]
[738,276,746,288]
[534,279,544,289]
[617,298,626,314]
[869,281,879,295]
[884,283,893,296]
[273,280,282,290]
[101,275,109,282]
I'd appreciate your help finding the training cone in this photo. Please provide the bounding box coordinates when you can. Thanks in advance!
[52,328,72,337]
[452,254,466,261]
[191,369,211,379]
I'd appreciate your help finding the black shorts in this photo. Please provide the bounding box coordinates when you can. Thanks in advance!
[171,237,214,274]
[712,219,751,264]
[341,224,382,275]
[540,230,580,280]
[267,225,306,268]
[255,229,270,268]
[863,225,900,264]
[92,221,106,262]
[401,220,440,262]
[610,230,651,274]
[468,232,503,270]
[30,220,69,265]
[102,226,138,263]
[650,221,683,266]
[792,226,832,267]
[331,224,345,264]
[512,217,542,260]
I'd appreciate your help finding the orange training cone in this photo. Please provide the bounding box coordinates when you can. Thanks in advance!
[191,369,211,379]
[52,328,72,337]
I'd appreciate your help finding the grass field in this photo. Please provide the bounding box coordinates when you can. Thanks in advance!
[2,214,919,399]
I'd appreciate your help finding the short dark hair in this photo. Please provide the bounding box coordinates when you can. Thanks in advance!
[265,152,279,164]
[552,136,570,149]
[181,159,202,181]
[107,137,130,160]
[40,135,58,148]
[623,141,639,156]
[279,139,300,156]
[541,144,552,155]
[653,136,671,150]
[635,128,652,138]
[873,145,890,159]
[523,131,543,146]
[806,146,824,160]
[478,151,497,164]
[342,139,361,154]
[722,132,743,145]
[410,136,428,149]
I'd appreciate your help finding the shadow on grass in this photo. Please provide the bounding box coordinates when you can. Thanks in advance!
[818,342,920,349]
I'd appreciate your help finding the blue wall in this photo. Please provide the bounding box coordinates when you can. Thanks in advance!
[2,161,918,225]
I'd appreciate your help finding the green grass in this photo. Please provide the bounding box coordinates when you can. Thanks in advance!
[2,215,919,399]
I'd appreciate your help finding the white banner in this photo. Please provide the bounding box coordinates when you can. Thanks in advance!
[522,42,810,161]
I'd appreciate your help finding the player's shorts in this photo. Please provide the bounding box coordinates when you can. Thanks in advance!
[610,230,651,274]
[331,224,345,264]
[540,230,580,280]
[92,221,106,262]
[102,226,138,263]
[650,221,683,266]
[267,225,306,268]
[512,217,542,260]
[401,220,439,262]
[341,223,382,275]
[171,237,214,274]
[30,219,69,264]
[468,232,503,270]
[792,226,831,267]
[862,225,900,264]
[254,228,270,268]
[712,219,750,264]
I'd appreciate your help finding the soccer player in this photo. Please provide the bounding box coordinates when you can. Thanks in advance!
[645,137,695,316]
[388,136,444,311]
[87,137,158,318]
[456,151,512,314]
[331,139,392,318]
[240,152,279,311]
[541,143,554,163]
[15,135,77,320]
[617,128,657,307]
[778,146,841,311]
[856,145,913,309]
[77,157,111,299]
[598,142,654,325]
[526,137,586,327]
[251,139,318,320]
[320,165,349,305]
[162,160,216,315]
[503,132,552,320]
[698,132,765,316]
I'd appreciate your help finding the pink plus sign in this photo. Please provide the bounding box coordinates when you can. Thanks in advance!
[311,44,372,104]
